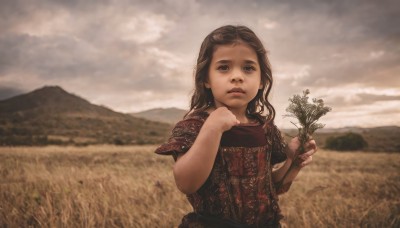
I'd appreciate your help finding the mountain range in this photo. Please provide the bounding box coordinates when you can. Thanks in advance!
[1,86,399,151]
[0,86,171,146]
[130,107,187,124]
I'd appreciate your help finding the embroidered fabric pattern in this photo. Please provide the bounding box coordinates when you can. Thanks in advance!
[155,111,291,227]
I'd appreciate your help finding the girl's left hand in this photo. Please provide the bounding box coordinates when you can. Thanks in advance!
[287,137,318,168]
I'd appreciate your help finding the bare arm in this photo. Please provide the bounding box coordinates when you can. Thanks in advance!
[173,107,239,194]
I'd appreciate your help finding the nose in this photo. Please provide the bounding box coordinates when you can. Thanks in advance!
[230,68,244,83]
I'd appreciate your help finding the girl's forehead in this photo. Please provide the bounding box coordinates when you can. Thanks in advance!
[212,42,258,61]
[213,41,253,51]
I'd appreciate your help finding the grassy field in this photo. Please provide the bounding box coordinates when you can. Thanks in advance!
[0,145,399,227]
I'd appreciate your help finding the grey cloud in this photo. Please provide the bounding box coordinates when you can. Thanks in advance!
[0,30,185,93]
[258,0,400,40]
[371,107,400,116]
[301,50,400,88]
[0,0,399,125]
[330,93,400,106]
[0,34,111,78]
[162,0,400,92]
[358,94,400,103]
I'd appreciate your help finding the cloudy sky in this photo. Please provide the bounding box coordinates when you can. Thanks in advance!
[1,0,399,128]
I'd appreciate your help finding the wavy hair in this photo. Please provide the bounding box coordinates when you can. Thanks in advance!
[187,25,276,123]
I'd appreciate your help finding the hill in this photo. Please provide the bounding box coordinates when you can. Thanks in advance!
[130,107,187,124]
[0,86,171,146]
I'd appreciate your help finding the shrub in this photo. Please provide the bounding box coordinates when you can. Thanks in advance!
[325,132,368,151]
[113,138,125,145]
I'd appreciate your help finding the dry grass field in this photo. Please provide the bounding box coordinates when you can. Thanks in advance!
[0,145,399,227]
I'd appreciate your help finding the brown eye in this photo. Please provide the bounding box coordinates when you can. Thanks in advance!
[217,65,229,72]
[243,65,256,72]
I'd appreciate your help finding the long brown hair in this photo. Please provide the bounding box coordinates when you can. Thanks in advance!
[187,25,276,123]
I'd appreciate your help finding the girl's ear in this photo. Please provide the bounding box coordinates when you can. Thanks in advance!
[204,81,211,88]
[259,82,263,90]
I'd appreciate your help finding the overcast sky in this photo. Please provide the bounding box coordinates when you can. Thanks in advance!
[1,0,399,128]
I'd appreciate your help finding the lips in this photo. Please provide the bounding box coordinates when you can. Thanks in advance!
[228,88,245,94]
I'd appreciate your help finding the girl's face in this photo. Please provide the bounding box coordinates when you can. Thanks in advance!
[205,42,262,112]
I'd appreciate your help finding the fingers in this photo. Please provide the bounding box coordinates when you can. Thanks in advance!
[303,140,317,154]
[305,139,317,150]
[216,106,240,125]
[296,140,317,168]
[297,142,317,165]
[210,106,241,131]
[300,156,313,168]
[300,147,317,158]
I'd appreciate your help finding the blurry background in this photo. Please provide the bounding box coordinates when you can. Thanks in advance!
[1,0,399,128]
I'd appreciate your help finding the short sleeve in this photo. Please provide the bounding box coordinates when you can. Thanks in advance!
[265,122,288,165]
[154,117,204,160]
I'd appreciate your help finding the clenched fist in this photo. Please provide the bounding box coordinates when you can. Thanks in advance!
[205,107,240,133]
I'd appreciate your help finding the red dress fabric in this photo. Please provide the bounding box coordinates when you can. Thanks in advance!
[155,111,292,227]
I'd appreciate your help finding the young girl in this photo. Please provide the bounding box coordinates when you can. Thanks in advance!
[155,25,317,228]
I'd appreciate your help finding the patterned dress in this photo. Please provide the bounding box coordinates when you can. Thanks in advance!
[155,111,292,228]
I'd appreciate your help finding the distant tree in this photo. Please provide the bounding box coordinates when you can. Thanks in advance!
[113,137,125,145]
[325,132,368,151]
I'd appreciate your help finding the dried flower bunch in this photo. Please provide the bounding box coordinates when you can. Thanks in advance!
[285,89,332,156]
[276,89,331,189]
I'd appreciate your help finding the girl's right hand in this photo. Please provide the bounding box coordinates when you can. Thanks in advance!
[206,107,240,133]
